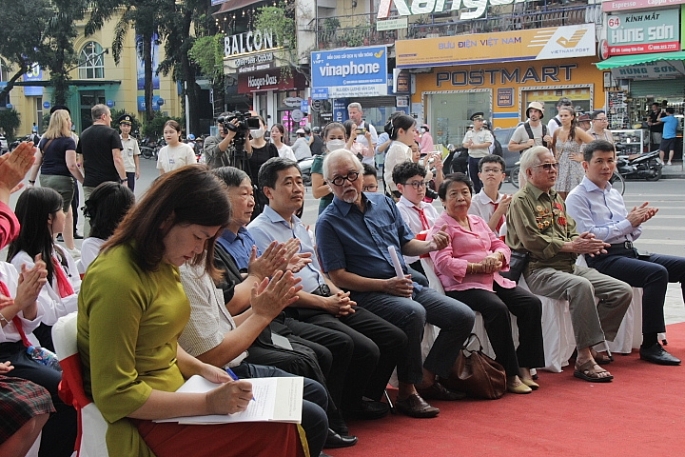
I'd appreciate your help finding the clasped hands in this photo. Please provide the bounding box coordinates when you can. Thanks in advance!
[627,202,658,227]
[571,232,609,257]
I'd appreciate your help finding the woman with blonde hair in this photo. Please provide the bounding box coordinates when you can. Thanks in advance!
[27,109,84,257]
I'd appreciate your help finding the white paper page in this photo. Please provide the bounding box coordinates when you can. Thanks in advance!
[155,376,303,425]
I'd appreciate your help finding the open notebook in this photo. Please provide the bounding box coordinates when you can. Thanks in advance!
[155,375,303,425]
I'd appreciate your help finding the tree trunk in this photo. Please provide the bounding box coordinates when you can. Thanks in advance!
[144,35,154,121]
[180,10,199,135]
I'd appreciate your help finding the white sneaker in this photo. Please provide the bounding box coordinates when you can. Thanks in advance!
[66,247,81,259]
[667,161,672,166]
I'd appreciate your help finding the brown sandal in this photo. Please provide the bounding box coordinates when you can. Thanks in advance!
[591,350,612,365]
[573,360,614,383]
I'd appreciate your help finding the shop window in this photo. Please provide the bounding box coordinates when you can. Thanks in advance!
[78,42,105,79]
[426,90,492,148]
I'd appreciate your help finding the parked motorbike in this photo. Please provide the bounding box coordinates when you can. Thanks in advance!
[615,146,662,181]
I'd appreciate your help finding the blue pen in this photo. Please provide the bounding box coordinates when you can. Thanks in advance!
[226,368,256,402]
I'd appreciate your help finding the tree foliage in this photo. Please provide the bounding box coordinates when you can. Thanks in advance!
[0,108,22,141]
[189,35,223,79]
[0,0,53,101]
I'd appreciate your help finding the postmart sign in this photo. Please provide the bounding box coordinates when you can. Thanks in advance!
[378,0,531,20]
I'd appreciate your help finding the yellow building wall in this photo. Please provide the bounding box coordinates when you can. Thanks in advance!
[7,11,182,135]
[412,57,607,129]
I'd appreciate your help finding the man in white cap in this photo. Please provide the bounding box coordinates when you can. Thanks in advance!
[508,101,553,154]
[292,128,312,161]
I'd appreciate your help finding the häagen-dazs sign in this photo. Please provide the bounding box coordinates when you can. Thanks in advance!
[224,30,277,56]
[378,0,530,20]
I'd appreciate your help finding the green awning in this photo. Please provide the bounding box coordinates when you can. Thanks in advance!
[596,51,685,70]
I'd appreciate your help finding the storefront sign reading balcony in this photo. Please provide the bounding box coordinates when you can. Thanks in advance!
[395,25,595,68]
[607,10,680,56]
[602,0,685,13]
[224,29,276,57]
[310,46,388,98]
[378,0,529,20]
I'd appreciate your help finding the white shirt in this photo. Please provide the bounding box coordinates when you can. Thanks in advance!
[10,249,80,327]
[275,143,296,161]
[396,195,439,264]
[355,122,379,165]
[384,141,412,193]
[156,143,197,173]
[547,116,562,138]
[462,128,493,159]
[178,263,248,368]
[120,135,141,173]
[469,190,507,235]
[78,237,106,273]
[0,262,45,344]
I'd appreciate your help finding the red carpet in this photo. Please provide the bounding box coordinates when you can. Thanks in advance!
[335,323,685,457]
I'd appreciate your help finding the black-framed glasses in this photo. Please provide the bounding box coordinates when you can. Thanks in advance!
[535,162,558,171]
[402,180,429,189]
[363,184,378,192]
[330,172,360,186]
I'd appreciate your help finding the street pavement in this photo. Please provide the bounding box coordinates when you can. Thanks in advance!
[11,156,685,326]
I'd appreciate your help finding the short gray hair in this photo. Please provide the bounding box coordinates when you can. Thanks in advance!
[322,149,363,182]
[347,102,362,112]
[91,104,109,120]
[519,146,550,175]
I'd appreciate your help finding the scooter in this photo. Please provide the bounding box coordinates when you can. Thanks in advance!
[615,146,662,181]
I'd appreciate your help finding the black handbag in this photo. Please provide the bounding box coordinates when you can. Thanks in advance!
[500,250,529,282]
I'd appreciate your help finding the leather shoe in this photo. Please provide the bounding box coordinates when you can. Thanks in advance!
[344,399,389,420]
[521,377,540,390]
[416,381,466,401]
[324,428,357,449]
[507,382,532,394]
[56,234,64,242]
[73,232,84,240]
[639,343,681,366]
[395,394,439,418]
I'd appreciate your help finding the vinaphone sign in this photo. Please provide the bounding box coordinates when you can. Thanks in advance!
[378,0,530,20]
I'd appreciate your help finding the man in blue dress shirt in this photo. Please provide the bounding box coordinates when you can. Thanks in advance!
[248,157,406,421]
[566,139,683,365]
[316,150,476,419]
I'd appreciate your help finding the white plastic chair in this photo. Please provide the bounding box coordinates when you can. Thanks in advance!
[52,312,110,457]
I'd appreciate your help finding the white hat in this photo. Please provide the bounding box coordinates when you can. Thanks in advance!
[296,128,305,134]
[526,101,545,119]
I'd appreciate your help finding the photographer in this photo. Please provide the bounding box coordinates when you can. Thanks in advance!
[203,112,252,169]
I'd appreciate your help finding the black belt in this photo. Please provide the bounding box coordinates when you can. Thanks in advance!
[609,240,633,250]
[310,284,332,297]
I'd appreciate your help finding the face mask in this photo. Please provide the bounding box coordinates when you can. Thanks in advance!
[326,139,346,151]
[250,127,265,139]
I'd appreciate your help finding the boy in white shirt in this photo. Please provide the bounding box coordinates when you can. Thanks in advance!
[468,155,511,237]
[394,161,440,279]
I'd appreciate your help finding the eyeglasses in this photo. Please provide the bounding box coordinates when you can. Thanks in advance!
[363,184,378,192]
[330,172,360,186]
[402,180,429,189]
[481,167,503,174]
[535,162,558,171]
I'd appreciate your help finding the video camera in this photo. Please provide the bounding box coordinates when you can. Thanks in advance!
[217,112,261,136]
[216,112,262,170]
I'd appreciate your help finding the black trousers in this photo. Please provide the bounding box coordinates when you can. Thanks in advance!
[468,156,484,193]
[447,284,545,376]
[0,341,77,457]
[292,306,407,408]
[587,250,685,334]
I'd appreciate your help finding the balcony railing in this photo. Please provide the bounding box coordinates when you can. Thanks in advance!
[316,2,600,50]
